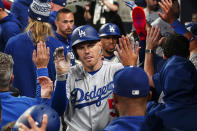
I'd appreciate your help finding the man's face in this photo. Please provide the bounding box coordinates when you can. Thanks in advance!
[100,36,118,56]
[146,0,159,11]
[56,12,74,36]
[76,41,102,70]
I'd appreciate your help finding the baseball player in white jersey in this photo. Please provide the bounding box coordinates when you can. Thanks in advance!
[99,23,121,63]
[53,25,140,131]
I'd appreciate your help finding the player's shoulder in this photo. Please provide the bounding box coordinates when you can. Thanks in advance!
[102,61,123,68]
[100,61,123,74]
[6,32,28,44]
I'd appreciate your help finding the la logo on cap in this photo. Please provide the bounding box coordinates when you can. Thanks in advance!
[78,29,86,38]
[109,25,115,32]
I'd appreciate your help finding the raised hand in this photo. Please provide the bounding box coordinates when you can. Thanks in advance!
[117,36,140,66]
[38,76,53,98]
[54,47,70,75]
[18,115,48,131]
[146,27,161,50]
[32,41,50,69]
[158,0,180,24]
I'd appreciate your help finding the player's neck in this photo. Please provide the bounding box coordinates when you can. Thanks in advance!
[103,50,114,57]
[119,103,146,117]
[57,31,68,40]
[0,87,9,92]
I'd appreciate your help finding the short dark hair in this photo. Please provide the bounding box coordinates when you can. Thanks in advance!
[56,8,73,21]
[162,33,190,59]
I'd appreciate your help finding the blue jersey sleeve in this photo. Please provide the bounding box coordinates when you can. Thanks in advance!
[36,68,49,98]
[51,80,68,116]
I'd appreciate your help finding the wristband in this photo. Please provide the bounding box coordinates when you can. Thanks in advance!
[56,73,68,81]
[145,49,154,54]
[171,19,187,35]
[37,68,49,77]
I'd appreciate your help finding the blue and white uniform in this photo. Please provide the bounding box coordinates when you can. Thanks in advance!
[56,62,123,131]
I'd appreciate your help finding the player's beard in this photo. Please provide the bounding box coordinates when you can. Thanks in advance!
[105,50,114,56]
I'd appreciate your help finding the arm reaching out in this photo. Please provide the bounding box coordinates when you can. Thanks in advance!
[144,27,161,87]
[158,0,197,54]
[117,36,140,66]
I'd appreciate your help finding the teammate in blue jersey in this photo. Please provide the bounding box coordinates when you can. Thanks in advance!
[104,66,150,131]
[144,6,197,129]
[0,0,22,52]
[49,0,67,31]
[55,8,75,66]
[52,25,140,131]
[0,41,66,130]
[4,0,67,97]
[99,23,121,63]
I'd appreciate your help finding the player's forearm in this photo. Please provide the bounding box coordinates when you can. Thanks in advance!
[170,19,197,54]
[144,53,154,87]
[51,80,68,116]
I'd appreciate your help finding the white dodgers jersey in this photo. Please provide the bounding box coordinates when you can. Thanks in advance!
[64,61,123,131]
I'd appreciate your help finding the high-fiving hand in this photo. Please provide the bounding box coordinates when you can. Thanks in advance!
[54,47,70,75]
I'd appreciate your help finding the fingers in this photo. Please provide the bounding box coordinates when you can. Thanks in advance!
[19,123,30,131]
[66,53,71,63]
[158,12,164,20]
[26,115,38,129]
[119,36,130,52]
[152,26,160,41]
[158,37,166,46]
[32,49,37,64]
[37,76,52,84]
[135,46,141,55]
[54,47,65,61]
[41,114,48,130]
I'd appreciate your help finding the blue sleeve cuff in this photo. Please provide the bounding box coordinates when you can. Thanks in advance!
[37,68,49,77]
[171,19,187,35]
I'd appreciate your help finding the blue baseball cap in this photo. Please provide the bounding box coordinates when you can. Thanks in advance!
[52,0,66,7]
[13,104,60,131]
[0,0,4,8]
[113,66,150,98]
